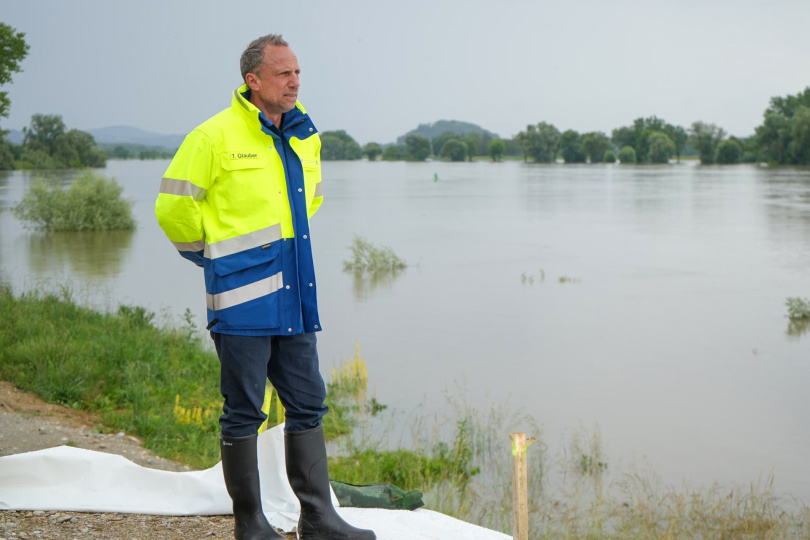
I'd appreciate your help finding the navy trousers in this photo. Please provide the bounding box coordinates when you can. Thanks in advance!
[211,331,329,437]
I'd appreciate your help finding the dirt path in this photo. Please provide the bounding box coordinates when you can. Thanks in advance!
[0,381,294,539]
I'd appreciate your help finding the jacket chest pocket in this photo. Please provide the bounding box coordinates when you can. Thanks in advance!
[300,158,320,172]
[220,152,269,174]
[217,152,279,212]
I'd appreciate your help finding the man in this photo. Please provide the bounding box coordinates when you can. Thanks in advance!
[155,34,375,540]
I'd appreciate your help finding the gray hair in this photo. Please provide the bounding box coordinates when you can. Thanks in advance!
[240,34,289,82]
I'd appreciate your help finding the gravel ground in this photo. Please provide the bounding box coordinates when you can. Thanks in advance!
[0,381,295,539]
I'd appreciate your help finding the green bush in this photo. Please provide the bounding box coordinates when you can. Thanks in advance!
[617,146,637,164]
[603,150,616,163]
[715,138,743,164]
[12,172,135,230]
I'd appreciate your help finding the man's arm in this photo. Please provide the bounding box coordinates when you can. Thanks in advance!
[155,130,214,267]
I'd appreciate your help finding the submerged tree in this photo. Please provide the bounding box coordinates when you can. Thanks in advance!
[19,114,106,169]
[558,130,586,163]
[382,144,404,161]
[715,138,743,164]
[611,117,686,164]
[517,122,560,163]
[405,134,431,161]
[439,138,467,162]
[753,87,810,165]
[647,132,675,164]
[664,124,688,162]
[488,139,505,162]
[617,146,637,164]
[363,142,382,162]
[582,132,611,163]
[320,130,362,160]
[689,122,726,164]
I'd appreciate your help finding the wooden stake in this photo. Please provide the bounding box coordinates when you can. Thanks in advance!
[510,432,535,540]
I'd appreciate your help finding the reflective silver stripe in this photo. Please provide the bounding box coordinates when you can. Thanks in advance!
[204,224,283,259]
[206,272,283,311]
[173,239,205,252]
[314,183,323,198]
[159,177,207,202]
[234,88,250,111]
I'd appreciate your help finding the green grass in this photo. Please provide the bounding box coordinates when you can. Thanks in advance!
[343,236,406,274]
[0,282,376,469]
[11,172,135,230]
[329,419,480,492]
[0,282,221,468]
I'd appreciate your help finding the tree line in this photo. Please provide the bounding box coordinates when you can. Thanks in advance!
[106,144,176,160]
[321,87,810,166]
[319,129,510,163]
[1,113,108,170]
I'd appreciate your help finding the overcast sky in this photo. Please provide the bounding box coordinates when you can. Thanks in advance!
[3,0,810,144]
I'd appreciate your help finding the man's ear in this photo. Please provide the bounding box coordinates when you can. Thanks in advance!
[245,72,260,91]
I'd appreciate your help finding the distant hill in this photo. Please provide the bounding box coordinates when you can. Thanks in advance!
[396,120,499,144]
[4,125,185,150]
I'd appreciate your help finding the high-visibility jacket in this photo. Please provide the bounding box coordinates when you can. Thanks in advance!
[155,84,323,336]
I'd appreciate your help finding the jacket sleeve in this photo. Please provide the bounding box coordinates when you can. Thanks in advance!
[154,130,215,267]
[308,178,323,218]
[307,135,323,219]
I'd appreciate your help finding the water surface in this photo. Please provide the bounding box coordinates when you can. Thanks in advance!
[1,159,808,500]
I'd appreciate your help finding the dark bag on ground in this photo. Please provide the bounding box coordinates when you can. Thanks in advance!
[329,481,424,511]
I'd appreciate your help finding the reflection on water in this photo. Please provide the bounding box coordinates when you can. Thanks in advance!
[786,317,810,339]
[0,172,12,210]
[27,229,135,278]
[350,268,405,301]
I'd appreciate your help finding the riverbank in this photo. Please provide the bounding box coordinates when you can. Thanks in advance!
[0,380,294,539]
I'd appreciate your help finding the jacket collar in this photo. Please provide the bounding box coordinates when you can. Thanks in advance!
[232,83,307,132]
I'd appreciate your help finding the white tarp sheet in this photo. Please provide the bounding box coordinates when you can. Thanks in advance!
[0,425,509,540]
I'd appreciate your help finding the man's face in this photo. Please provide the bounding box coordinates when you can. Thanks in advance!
[247,45,300,119]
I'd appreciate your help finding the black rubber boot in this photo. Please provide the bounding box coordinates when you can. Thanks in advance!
[221,433,284,540]
[285,425,376,540]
